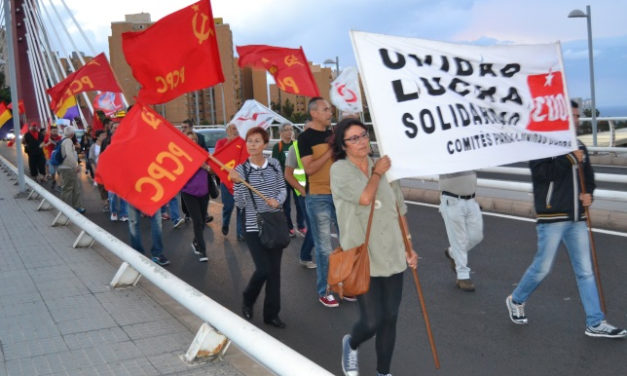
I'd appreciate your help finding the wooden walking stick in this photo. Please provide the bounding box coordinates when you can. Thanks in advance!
[207,153,269,202]
[397,209,440,369]
[577,164,606,312]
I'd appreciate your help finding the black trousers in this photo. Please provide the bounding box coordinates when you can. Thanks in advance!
[182,192,210,221]
[243,232,283,321]
[28,153,46,177]
[181,192,209,255]
[350,271,404,375]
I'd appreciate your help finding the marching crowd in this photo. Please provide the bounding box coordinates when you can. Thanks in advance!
[19,98,626,376]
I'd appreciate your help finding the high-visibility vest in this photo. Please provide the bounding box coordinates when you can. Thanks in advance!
[292,141,306,196]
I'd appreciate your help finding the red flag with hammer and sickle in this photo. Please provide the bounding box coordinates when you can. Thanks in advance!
[122,0,224,104]
[47,53,122,114]
[95,103,208,216]
[236,45,320,97]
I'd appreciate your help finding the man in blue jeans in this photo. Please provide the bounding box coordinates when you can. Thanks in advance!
[127,205,170,266]
[298,97,346,307]
[506,101,625,338]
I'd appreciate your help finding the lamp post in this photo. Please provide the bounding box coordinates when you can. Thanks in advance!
[568,5,597,146]
[323,56,340,78]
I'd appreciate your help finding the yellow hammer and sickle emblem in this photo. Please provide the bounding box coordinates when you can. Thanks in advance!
[141,109,162,130]
[269,65,278,75]
[222,160,236,180]
[191,4,213,44]
[284,54,303,67]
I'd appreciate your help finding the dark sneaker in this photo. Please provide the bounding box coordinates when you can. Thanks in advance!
[319,295,339,308]
[76,207,86,214]
[205,215,214,224]
[221,226,229,235]
[152,255,170,266]
[191,242,207,262]
[341,334,358,376]
[585,321,627,338]
[173,217,185,229]
[444,248,456,272]
[456,279,475,292]
[506,295,528,325]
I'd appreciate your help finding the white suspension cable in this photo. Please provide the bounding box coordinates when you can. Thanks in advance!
[23,1,56,125]
[38,0,92,124]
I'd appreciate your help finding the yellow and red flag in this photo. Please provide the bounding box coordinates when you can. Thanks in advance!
[95,103,208,216]
[236,45,320,97]
[122,0,224,104]
[47,53,121,114]
[208,137,248,193]
[0,102,12,126]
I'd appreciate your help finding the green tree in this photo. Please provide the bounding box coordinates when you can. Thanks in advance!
[282,99,294,119]
[0,72,11,104]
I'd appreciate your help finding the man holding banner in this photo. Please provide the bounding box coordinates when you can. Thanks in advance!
[506,101,626,339]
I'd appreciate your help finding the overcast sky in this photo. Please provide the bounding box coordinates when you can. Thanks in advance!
[46,0,627,110]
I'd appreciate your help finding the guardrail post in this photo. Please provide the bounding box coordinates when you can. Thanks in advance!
[37,198,52,211]
[110,262,142,287]
[27,189,38,200]
[73,230,95,248]
[51,211,70,226]
[609,120,615,147]
[184,323,230,362]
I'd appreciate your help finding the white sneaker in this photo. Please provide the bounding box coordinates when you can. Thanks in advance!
[341,334,358,376]
[585,320,627,338]
[110,213,118,222]
[506,295,528,325]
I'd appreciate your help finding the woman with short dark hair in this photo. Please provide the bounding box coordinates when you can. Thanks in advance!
[230,127,288,328]
[329,118,418,376]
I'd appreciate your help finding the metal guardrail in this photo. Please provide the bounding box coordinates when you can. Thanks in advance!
[481,166,627,184]
[410,175,627,202]
[0,154,332,376]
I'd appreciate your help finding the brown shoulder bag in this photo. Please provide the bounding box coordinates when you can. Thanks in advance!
[327,193,376,299]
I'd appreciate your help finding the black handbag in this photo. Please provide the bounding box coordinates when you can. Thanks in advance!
[208,174,219,199]
[243,162,291,249]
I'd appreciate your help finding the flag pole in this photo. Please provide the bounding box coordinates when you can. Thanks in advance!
[397,207,440,369]
[207,153,269,202]
[577,165,606,312]
[220,84,227,125]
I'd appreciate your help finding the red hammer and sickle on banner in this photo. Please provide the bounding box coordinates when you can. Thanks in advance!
[337,84,357,103]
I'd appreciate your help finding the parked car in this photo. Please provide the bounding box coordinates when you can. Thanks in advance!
[194,127,227,153]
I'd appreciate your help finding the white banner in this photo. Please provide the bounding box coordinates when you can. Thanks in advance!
[229,99,291,138]
[351,31,577,180]
[330,66,363,114]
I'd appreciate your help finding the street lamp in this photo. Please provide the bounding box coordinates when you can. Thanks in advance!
[568,5,598,146]
[323,56,340,78]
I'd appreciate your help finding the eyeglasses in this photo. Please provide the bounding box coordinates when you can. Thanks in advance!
[343,131,369,145]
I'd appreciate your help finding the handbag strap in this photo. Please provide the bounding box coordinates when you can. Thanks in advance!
[363,168,379,246]
[242,161,259,212]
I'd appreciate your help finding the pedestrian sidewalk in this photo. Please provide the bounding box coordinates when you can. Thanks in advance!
[0,176,249,376]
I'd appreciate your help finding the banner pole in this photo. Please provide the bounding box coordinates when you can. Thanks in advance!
[397,208,440,369]
[577,165,606,312]
[207,154,268,201]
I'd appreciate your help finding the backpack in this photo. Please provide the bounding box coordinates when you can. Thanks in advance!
[49,139,66,166]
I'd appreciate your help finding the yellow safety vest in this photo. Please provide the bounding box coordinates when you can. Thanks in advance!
[292,141,306,196]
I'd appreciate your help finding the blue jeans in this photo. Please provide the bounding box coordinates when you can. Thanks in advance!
[221,183,244,237]
[512,221,604,327]
[161,195,181,221]
[296,195,314,261]
[127,206,163,258]
[306,194,337,297]
[108,192,128,217]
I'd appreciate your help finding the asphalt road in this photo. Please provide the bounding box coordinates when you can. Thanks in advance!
[2,144,626,376]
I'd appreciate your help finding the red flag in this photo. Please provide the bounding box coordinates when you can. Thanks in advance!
[208,137,248,193]
[7,100,25,114]
[122,0,224,104]
[237,45,320,97]
[95,103,208,216]
[47,53,122,113]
